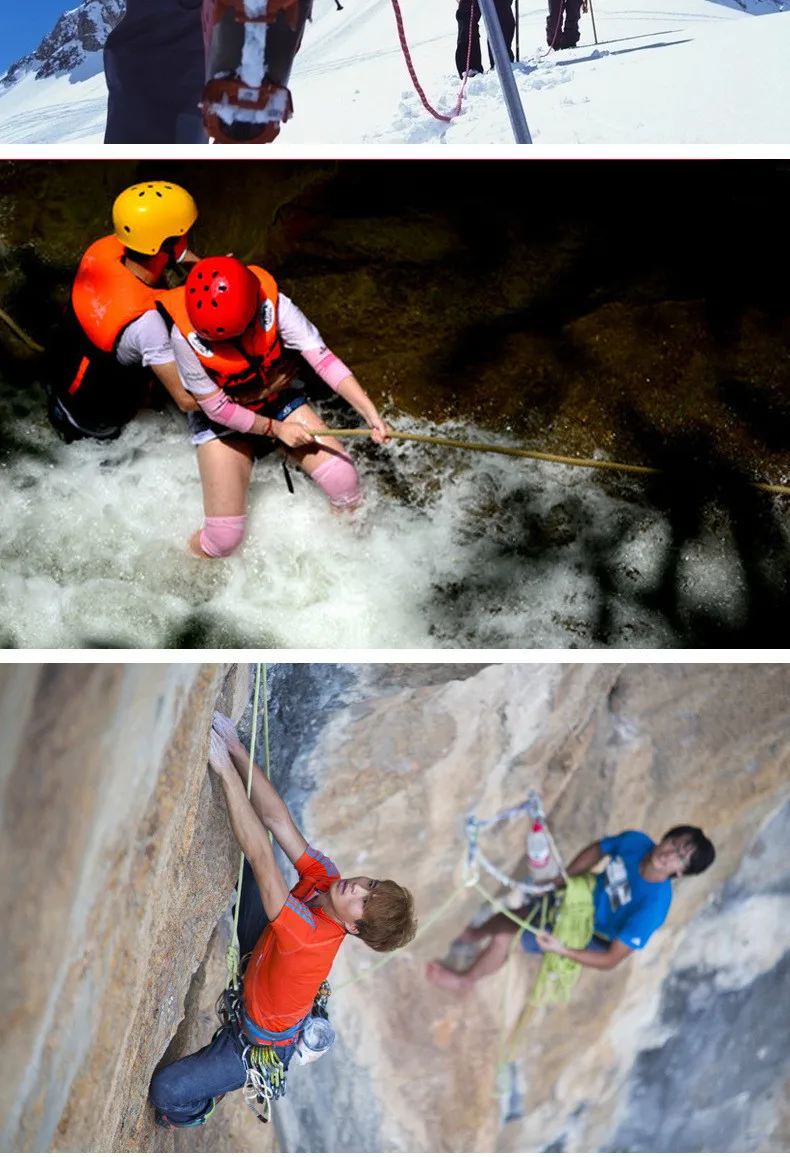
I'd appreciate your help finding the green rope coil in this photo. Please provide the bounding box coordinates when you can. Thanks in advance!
[529,873,595,1008]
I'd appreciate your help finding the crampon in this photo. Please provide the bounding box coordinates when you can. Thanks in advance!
[201,0,310,144]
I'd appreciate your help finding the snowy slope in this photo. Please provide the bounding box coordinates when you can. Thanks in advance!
[0,66,108,144]
[0,0,787,144]
[283,0,790,144]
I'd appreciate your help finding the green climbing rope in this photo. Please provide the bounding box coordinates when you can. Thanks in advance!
[529,873,595,1008]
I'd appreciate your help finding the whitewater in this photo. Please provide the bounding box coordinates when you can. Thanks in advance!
[1,375,782,648]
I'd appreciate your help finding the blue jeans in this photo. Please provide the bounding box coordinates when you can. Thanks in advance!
[521,920,611,954]
[149,861,296,1125]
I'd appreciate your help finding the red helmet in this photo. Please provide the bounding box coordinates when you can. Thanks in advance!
[185,257,259,341]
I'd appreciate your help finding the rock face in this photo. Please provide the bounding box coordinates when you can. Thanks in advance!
[1,662,788,1153]
[0,0,123,88]
[0,662,252,1152]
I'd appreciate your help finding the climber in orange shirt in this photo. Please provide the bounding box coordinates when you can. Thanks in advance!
[149,714,417,1129]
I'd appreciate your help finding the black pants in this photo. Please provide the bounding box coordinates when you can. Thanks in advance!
[104,0,207,143]
[546,0,583,48]
[42,305,154,443]
[455,0,515,77]
[149,861,296,1127]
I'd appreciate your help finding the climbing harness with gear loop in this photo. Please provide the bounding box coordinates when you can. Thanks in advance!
[213,971,336,1121]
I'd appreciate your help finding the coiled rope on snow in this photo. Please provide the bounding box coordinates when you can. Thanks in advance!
[389,0,470,122]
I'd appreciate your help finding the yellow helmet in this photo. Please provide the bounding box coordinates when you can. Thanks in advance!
[112,181,198,255]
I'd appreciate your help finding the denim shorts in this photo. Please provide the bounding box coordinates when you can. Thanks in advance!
[521,920,611,954]
[188,385,308,446]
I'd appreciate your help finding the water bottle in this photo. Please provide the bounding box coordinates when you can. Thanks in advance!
[527,821,551,871]
[295,1015,336,1066]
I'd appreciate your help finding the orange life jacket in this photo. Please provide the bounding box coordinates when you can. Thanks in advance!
[161,266,284,408]
[71,234,171,353]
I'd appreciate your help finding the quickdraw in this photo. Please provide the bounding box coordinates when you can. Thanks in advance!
[215,982,287,1124]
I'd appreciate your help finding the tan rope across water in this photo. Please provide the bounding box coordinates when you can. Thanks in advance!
[308,427,790,497]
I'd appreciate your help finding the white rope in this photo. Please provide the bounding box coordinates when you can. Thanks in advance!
[475,847,557,897]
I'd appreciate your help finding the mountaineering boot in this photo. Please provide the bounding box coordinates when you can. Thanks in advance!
[201,0,313,143]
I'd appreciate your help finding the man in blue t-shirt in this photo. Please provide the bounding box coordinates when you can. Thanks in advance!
[426,826,715,991]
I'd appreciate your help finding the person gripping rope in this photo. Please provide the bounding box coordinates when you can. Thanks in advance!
[426,827,716,990]
[149,714,417,1129]
[43,181,201,444]
[159,256,392,559]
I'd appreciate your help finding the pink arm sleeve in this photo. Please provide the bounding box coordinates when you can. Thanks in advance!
[301,346,352,392]
[198,391,257,434]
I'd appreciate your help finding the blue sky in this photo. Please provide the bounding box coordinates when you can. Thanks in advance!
[1,2,74,73]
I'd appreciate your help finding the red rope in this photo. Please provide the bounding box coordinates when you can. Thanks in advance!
[389,0,469,123]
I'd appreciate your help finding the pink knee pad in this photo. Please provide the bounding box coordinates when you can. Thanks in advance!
[311,453,363,509]
[199,515,247,558]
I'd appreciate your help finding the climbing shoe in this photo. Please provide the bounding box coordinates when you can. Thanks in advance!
[154,1095,223,1129]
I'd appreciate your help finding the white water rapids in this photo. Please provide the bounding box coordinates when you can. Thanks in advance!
[0,382,782,649]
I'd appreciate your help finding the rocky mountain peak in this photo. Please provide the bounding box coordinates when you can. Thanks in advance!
[1,0,124,88]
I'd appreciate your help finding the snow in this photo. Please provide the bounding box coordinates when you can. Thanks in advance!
[0,61,107,144]
[0,0,787,145]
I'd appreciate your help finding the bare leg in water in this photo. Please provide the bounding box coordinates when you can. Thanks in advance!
[425,906,531,992]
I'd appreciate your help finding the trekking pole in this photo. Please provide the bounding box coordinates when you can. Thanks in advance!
[514,0,520,61]
[477,0,532,143]
[587,0,598,44]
